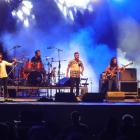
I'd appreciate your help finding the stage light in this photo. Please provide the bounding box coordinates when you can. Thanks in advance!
[17,10,23,20]
[24,18,29,27]
[22,6,30,15]
[69,10,74,21]
[12,10,16,16]
[22,1,33,9]
[32,14,35,19]
[55,0,92,21]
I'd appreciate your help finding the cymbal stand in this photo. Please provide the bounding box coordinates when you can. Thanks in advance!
[9,45,21,82]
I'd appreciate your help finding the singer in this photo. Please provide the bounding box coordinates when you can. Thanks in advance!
[0,53,17,101]
[66,52,84,98]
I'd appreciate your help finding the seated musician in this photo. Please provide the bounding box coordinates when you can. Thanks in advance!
[105,57,125,91]
[31,50,42,65]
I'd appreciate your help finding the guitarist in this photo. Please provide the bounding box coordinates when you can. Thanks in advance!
[105,57,125,91]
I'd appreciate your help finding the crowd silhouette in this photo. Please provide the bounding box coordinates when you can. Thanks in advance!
[0,111,140,140]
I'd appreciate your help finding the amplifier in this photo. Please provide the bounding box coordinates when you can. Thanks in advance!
[107,92,125,101]
[120,68,137,81]
[99,79,108,93]
[120,81,138,93]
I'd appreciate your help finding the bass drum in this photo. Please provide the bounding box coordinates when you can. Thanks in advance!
[28,71,42,86]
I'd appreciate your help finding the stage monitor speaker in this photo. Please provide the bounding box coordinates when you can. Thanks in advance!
[107,92,125,101]
[82,93,104,102]
[55,93,77,102]
[19,111,43,122]
[120,81,138,92]
[120,68,137,81]
[56,77,70,86]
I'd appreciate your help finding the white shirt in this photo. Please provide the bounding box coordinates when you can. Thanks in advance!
[0,60,13,78]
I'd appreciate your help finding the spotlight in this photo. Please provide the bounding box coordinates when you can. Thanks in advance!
[17,10,23,20]
[22,1,33,9]
[24,18,29,27]
[22,6,30,15]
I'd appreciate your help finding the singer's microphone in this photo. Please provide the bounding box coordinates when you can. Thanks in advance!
[47,46,52,49]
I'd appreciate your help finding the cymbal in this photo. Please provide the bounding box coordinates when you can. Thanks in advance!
[42,57,50,59]
[19,54,29,57]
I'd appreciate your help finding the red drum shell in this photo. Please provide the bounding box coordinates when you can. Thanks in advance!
[35,62,43,68]
[25,61,33,68]
[20,68,27,78]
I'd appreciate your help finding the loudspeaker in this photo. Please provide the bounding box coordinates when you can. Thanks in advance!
[56,77,70,86]
[55,93,77,102]
[107,92,125,101]
[8,89,16,97]
[120,68,137,81]
[82,93,104,102]
[19,111,42,122]
[120,81,138,92]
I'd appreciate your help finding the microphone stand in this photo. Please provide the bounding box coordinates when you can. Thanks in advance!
[50,47,63,93]
[9,45,21,83]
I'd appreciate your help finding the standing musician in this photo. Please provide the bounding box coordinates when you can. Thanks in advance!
[31,50,42,64]
[66,52,84,97]
[0,53,17,101]
[105,57,125,91]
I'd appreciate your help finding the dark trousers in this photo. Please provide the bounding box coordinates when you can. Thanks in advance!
[0,77,8,98]
[70,77,80,96]
[108,76,118,91]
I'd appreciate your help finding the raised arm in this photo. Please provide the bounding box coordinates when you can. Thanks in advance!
[118,65,125,73]
[6,58,17,66]
[12,58,17,65]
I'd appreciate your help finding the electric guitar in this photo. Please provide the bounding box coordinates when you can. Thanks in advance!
[106,61,133,80]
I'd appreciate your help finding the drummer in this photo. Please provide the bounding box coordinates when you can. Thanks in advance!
[31,50,42,65]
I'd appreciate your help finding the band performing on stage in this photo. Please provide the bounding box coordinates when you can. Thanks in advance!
[0,49,135,101]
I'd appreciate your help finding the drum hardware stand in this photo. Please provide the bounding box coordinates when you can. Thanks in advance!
[48,46,66,93]
[89,78,94,93]
[9,45,21,83]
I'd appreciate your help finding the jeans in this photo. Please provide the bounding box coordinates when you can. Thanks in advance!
[108,76,119,91]
[0,77,8,98]
[70,77,80,96]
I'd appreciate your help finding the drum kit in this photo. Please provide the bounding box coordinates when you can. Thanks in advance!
[18,54,56,86]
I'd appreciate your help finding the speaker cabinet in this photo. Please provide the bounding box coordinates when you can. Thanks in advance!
[82,93,104,102]
[120,81,138,93]
[55,93,77,102]
[8,89,16,97]
[120,68,137,81]
[107,92,125,101]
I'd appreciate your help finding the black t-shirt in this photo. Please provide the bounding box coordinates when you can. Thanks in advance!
[109,66,118,75]
[31,56,42,63]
